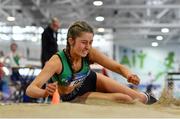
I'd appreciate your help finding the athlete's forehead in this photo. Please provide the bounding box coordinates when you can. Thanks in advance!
[76,32,93,41]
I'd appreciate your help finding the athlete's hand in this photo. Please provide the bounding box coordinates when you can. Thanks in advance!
[127,74,140,85]
[44,82,58,97]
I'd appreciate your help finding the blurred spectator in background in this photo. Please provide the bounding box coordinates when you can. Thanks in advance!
[0,50,4,57]
[41,17,60,68]
[0,59,10,101]
[0,50,5,63]
[0,62,4,79]
[146,72,155,94]
[0,62,4,100]
[4,42,22,83]
[6,43,22,67]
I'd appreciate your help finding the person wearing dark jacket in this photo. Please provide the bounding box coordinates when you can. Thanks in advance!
[41,17,60,68]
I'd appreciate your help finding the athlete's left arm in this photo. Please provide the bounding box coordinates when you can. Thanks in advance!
[89,48,140,85]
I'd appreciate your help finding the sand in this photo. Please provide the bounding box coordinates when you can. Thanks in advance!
[0,88,180,118]
[0,99,180,118]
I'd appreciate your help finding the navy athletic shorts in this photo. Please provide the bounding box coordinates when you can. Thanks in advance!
[60,70,97,101]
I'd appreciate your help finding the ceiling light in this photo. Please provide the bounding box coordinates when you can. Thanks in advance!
[161,28,169,33]
[93,1,103,6]
[156,35,163,40]
[151,42,158,47]
[147,0,162,5]
[97,28,105,32]
[152,0,162,5]
[7,16,15,22]
[95,16,104,22]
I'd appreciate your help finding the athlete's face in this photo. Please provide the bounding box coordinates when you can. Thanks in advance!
[71,32,93,57]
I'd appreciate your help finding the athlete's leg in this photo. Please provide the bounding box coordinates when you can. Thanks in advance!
[79,92,133,103]
[77,71,133,103]
[95,73,147,103]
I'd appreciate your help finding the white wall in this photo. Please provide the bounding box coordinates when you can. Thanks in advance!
[113,43,180,98]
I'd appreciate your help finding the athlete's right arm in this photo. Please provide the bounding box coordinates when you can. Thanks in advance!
[26,55,62,98]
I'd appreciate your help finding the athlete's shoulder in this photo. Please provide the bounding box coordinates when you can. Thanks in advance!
[48,54,62,74]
